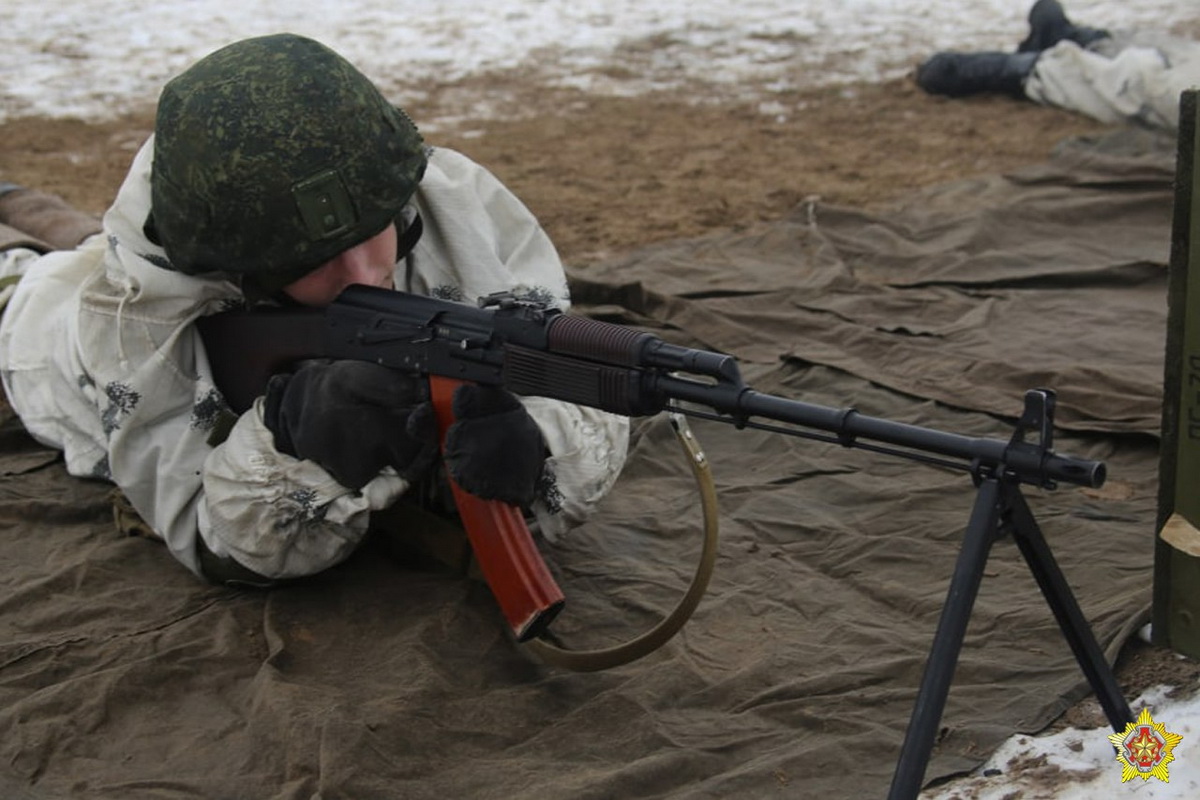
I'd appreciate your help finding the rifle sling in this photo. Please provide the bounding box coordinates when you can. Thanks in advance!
[524,412,719,672]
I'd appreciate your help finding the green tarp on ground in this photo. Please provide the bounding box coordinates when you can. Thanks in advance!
[0,128,1177,798]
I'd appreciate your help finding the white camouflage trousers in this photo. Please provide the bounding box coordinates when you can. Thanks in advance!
[1025,30,1200,131]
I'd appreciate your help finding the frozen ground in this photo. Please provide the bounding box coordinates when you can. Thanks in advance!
[0,0,1194,124]
[922,658,1200,799]
[1,1,1198,797]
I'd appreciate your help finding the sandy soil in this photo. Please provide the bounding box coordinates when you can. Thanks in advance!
[2,49,1198,769]
[0,75,1116,263]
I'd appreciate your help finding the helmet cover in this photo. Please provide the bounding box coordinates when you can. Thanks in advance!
[149,33,427,286]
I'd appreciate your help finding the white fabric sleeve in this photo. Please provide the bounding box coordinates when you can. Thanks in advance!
[198,397,410,579]
[522,397,629,542]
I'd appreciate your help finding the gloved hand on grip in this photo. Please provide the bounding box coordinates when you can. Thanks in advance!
[444,384,546,507]
[263,360,439,490]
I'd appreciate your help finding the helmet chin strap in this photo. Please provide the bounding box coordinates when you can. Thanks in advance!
[395,211,424,261]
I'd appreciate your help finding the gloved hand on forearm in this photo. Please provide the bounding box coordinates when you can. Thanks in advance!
[444,384,546,507]
[263,360,439,490]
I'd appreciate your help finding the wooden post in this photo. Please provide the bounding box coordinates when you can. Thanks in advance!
[1154,90,1200,659]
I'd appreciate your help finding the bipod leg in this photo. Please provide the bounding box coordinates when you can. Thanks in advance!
[886,477,1006,800]
[1005,484,1134,732]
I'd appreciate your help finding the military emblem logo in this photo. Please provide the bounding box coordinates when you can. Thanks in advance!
[1107,707,1184,783]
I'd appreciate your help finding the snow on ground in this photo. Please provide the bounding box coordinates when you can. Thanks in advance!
[0,0,1194,125]
[922,667,1200,799]
[2,1,1199,797]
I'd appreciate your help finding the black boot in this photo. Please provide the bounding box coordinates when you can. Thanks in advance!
[1017,0,1110,52]
[915,51,1039,99]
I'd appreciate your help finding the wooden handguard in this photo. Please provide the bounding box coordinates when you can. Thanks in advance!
[428,376,565,641]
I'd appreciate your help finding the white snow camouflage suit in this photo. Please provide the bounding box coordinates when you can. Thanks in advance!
[0,140,629,580]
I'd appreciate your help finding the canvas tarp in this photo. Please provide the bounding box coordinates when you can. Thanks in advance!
[0,128,1177,799]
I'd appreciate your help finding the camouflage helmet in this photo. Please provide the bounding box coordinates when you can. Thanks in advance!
[148,33,427,289]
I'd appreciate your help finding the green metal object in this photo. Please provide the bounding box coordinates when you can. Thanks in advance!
[1154,90,1200,659]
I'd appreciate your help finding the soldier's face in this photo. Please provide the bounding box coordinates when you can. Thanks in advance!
[282,223,398,306]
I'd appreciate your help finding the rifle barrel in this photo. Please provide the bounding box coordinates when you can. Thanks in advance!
[657,375,1104,489]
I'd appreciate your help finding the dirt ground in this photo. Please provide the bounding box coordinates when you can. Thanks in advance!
[2,48,1198,764]
[0,75,1118,264]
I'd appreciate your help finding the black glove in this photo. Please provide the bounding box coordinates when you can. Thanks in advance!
[263,360,438,490]
[443,384,546,507]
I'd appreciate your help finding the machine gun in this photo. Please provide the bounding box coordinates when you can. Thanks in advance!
[198,284,1133,799]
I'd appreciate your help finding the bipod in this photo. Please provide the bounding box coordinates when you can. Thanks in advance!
[886,390,1134,800]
